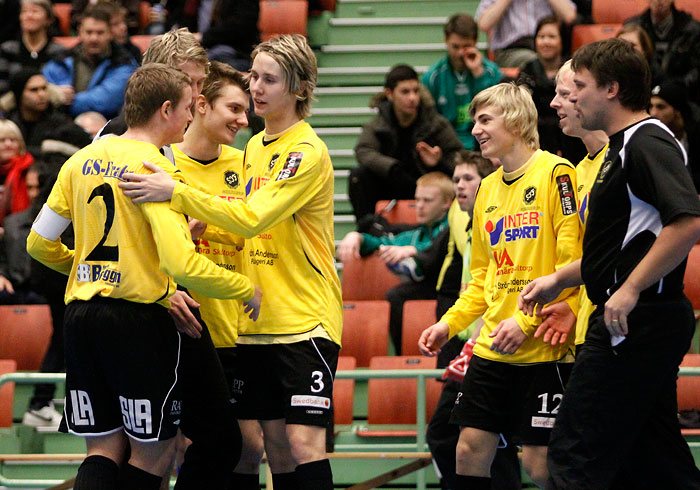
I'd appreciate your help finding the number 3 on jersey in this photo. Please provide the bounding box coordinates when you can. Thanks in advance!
[85,183,119,261]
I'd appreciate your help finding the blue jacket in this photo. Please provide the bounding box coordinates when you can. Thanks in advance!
[43,42,137,119]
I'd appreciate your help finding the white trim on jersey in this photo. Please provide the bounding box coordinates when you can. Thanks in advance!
[32,204,71,240]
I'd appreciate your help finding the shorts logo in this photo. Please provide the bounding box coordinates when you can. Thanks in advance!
[556,175,577,216]
[170,400,181,416]
[455,392,463,406]
[523,186,536,204]
[276,152,303,181]
[268,154,280,170]
[531,416,555,428]
[70,390,95,426]
[120,396,153,435]
[224,170,239,189]
[291,395,331,409]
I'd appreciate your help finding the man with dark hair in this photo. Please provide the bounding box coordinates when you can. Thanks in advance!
[351,64,462,220]
[422,13,502,149]
[42,3,137,118]
[521,38,700,489]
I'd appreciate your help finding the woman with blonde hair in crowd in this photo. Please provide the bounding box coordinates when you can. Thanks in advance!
[0,119,33,225]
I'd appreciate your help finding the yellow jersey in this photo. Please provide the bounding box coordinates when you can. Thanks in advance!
[574,144,608,345]
[441,150,581,363]
[27,137,255,307]
[169,121,343,345]
[172,144,247,348]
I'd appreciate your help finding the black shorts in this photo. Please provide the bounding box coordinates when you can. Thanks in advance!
[62,298,182,442]
[231,338,340,427]
[450,355,571,446]
[216,347,240,397]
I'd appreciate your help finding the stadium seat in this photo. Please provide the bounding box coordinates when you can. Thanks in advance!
[130,35,156,54]
[677,0,700,21]
[684,245,700,310]
[0,305,52,371]
[53,36,80,50]
[341,301,390,367]
[499,67,520,80]
[53,3,72,36]
[333,356,356,425]
[592,0,646,23]
[571,24,622,53]
[360,356,441,436]
[678,354,700,412]
[375,199,417,225]
[401,299,437,356]
[258,0,308,41]
[138,1,151,31]
[0,359,17,428]
[341,253,400,301]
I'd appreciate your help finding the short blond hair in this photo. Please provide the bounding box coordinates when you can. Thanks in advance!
[0,119,26,155]
[143,28,210,73]
[555,59,573,84]
[416,171,455,202]
[124,64,190,128]
[469,83,539,150]
[251,34,317,119]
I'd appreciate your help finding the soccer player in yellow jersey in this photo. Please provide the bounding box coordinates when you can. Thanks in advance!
[27,65,260,490]
[120,35,342,490]
[418,83,581,489]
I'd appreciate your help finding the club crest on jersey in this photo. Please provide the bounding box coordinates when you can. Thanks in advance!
[485,211,541,246]
[268,154,280,170]
[276,152,303,181]
[224,170,239,189]
[523,186,536,204]
[556,175,577,216]
[596,160,613,183]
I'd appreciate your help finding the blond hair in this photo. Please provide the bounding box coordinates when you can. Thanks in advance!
[251,34,317,119]
[124,64,190,128]
[416,171,455,201]
[0,119,26,155]
[555,59,573,84]
[143,28,210,73]
[469,83,539,150]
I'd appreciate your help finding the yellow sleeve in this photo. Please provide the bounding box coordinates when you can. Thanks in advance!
[200,225,245,248]
[26,229,73,275]
[170,144,326,238]
[141,201,255,301]
[441,197,488,339]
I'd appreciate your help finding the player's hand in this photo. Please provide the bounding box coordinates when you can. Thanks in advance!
[418,321,450,356]
[519,273,563,317]
[416,142,443,167]
[337,232,363,262]
[0,275,14,294]
[120,160,177,203]
[189,218,207,240]
[463,47,484,77]
[169,290,202,339]
[243,286,262,321]
[533,301,575,345]
[377,244,417,265]
[489,317,527,355]
[604,284,638,337]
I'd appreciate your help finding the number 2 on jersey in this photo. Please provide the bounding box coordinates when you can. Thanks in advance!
[85,183,119,261]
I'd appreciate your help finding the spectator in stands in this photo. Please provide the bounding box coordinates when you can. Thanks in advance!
[43,4,138,119]
[0,119,33,225]
[518,17,586,163]
[338,172,453,353]
[476,0,576,68]
[422,13,502,150]
[74,110,107,138]
[351,64,462,221]
[616,24,663,85]
[71,0,140,35]
[6,68,91,157]
[625,0,700,104]
[649,80,700,190]
[0,0,68,96]
[101,0,141,63]
[202,0,259,72]
[0,0,20,45]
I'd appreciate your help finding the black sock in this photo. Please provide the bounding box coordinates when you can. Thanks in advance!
[120,463,163,490]
[455,474,491,490]
[230,472,261,490]
[295,459,333,490]
[73,455,119,490]
[273,471,299,490]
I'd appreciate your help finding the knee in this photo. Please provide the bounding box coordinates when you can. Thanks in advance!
[287,427,326,464]
[237,434,265,473]
[522,450,548,487]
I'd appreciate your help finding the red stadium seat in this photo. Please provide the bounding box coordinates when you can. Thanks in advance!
[401,300,437,356]
[138,1,151,31]
[130,35,156,54]
[333,356,356,425]
[0,359,17,428]
[592,0,646,23]
[571,24,623,53]
[676,0,700,21]
[0,305,52,370]
[678,354,700,411]
[53,36,80,50]
[375,199,417,225]
[684,245,700,311]
[258,0,308,41]
[341,301,390,367]
[53,3,72,36]
[341,253,400,301]
[499,67,520,80]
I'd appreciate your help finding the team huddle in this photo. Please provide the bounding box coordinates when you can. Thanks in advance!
[23,23,700,490]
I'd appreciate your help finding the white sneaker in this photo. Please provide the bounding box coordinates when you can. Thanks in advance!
[22,403,62,428]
